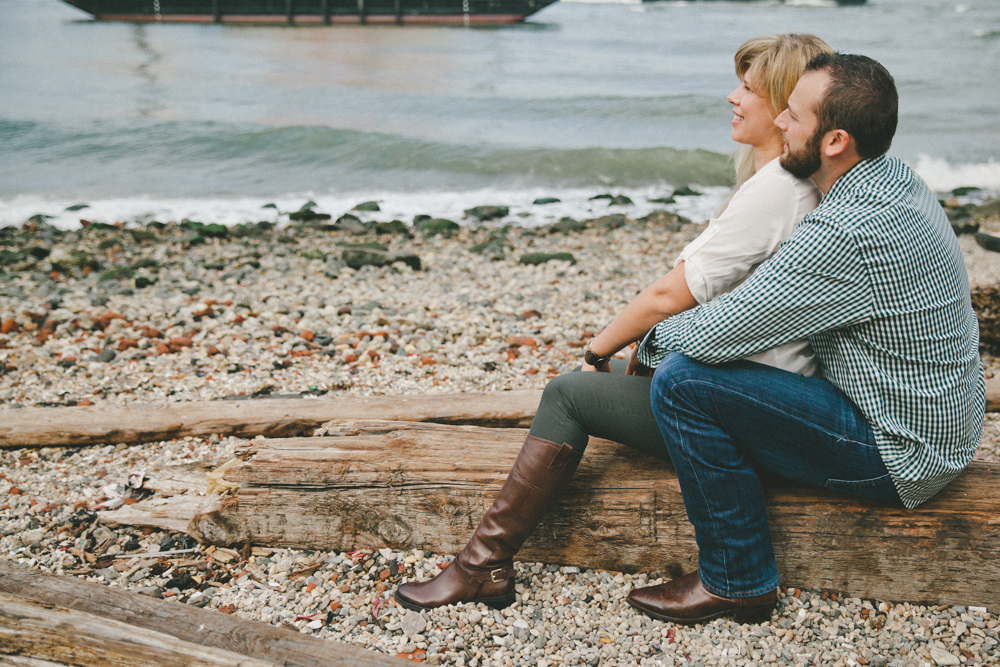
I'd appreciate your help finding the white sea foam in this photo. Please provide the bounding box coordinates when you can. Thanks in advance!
[909,156,1000,194]
[0,185,730,230]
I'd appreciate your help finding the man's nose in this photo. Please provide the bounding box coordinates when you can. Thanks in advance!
[774,110,789,130]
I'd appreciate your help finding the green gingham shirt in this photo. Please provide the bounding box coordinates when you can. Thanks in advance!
[638,156,985,508]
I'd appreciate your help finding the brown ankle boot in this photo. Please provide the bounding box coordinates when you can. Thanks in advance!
[394,435,582,611]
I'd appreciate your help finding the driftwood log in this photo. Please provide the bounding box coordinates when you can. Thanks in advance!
[3,379,1000,450]
[0,390,540,449]
[0,561,398,667]
[187,421,1000,612]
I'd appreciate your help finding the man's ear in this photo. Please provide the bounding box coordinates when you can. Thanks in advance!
[822,129,853,158]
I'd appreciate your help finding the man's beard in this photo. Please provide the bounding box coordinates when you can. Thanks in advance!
[780,129,823,179]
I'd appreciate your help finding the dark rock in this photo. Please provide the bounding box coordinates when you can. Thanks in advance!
[131,258,159,270]
[464,206,509,221]
[673,185,702,197]
[83,221,118,231]
[0,249,22,266]
[164,571,197,591]
[648,195,676,204]
[975,233,1000,253]
[65,203,90,211]
[261,203,278,210]
[96,348,117,363]
[343,248,387,270]
[135,276,158,289]
[27,247,50,260]
[589,194,614,201]
[333,214,368,234]
[146,221,167,230]
[289,209,332,222]
[99,266,134,282]
[607,195,633,206]
[548,217,587,234]
[374,220,410,235]
[128,229,157,243]
[123,536,141,551]
[591,214,626,230]
[519,252,576,266]
[413,214,432,226]
[419,218,460,236]
[98,238,122,250]
[392,254,421,271]
[952,220,979,236]
[314,332,334,347]
[300,248,325,261]
[641,210,690,230]
[352,201,381,212]
[181,220,228,238]
[974,199,1000,220]
[951,186,981,196]
[533,198,561,205]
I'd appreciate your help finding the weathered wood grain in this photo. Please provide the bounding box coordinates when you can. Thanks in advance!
[189,421,999,612]
[0,561,399,667]
[0,593,281,667]
[0,390,541,449]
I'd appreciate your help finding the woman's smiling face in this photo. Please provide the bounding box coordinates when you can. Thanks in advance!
[727,75,781,149]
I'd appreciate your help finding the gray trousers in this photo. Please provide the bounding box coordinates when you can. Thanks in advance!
[528,359,670,461]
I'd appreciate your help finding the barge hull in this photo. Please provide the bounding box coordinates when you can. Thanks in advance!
[62,0,553,24]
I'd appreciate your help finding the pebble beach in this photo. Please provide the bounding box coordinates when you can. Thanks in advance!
[2,199,1000,667]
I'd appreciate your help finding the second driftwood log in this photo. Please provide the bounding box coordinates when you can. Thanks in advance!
[188,420,1000,612]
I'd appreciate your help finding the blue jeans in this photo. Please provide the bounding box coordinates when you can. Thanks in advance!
[650,353,901,599]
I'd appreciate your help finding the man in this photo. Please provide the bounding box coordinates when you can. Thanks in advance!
[625,53,985,625]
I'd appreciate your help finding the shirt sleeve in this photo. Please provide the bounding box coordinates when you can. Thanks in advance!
[637,218,873,367]
[678,166,802,304]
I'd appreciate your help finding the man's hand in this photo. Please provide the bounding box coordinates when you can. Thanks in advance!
[625,346,653,377]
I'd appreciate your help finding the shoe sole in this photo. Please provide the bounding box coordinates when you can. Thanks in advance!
[626,596,773,625]
[394,593,516,613]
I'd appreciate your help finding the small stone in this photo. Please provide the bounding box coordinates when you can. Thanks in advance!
[96,348,117,363]
[468,610,483,624]
[401,610,427,635]
[930,647,961,666]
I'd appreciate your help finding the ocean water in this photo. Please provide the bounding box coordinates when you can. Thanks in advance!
[1,0,998,226]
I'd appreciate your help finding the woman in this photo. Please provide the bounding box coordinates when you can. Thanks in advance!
[394,34,833,622]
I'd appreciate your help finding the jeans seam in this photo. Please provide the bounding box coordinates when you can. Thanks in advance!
[665,389,731,593]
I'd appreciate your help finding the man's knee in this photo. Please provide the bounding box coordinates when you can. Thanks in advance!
[651,353,709,401]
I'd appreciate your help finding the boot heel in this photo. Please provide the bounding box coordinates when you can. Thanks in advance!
[733,605,774,624]
[481,594,516,610]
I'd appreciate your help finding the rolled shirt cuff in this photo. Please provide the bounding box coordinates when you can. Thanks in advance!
[636,326,666,368]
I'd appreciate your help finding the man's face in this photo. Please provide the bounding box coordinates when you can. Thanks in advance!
[775,71,828,179]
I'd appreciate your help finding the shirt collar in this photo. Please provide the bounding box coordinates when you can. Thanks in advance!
[822,155,890,202]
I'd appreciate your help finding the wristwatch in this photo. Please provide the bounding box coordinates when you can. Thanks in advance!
[583,340,612,370]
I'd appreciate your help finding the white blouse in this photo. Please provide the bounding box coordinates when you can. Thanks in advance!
[676,158,821,377]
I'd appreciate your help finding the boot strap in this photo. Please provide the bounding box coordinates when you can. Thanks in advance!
[453,559,516,585]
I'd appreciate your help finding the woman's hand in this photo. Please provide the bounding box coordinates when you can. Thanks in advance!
[625,346,654,377]
[581,360,611,373]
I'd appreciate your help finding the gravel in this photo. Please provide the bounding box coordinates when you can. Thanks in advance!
[2,206,999,666]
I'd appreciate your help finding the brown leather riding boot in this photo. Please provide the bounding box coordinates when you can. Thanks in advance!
[394,435,582,611]
[626,571,777,625]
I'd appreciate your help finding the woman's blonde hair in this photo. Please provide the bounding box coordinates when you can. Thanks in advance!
[730,34,834,190]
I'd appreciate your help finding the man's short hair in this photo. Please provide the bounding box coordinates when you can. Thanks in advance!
[805,53,898,159]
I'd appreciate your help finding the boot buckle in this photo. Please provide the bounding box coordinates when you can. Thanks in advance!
[490,568,505,583]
